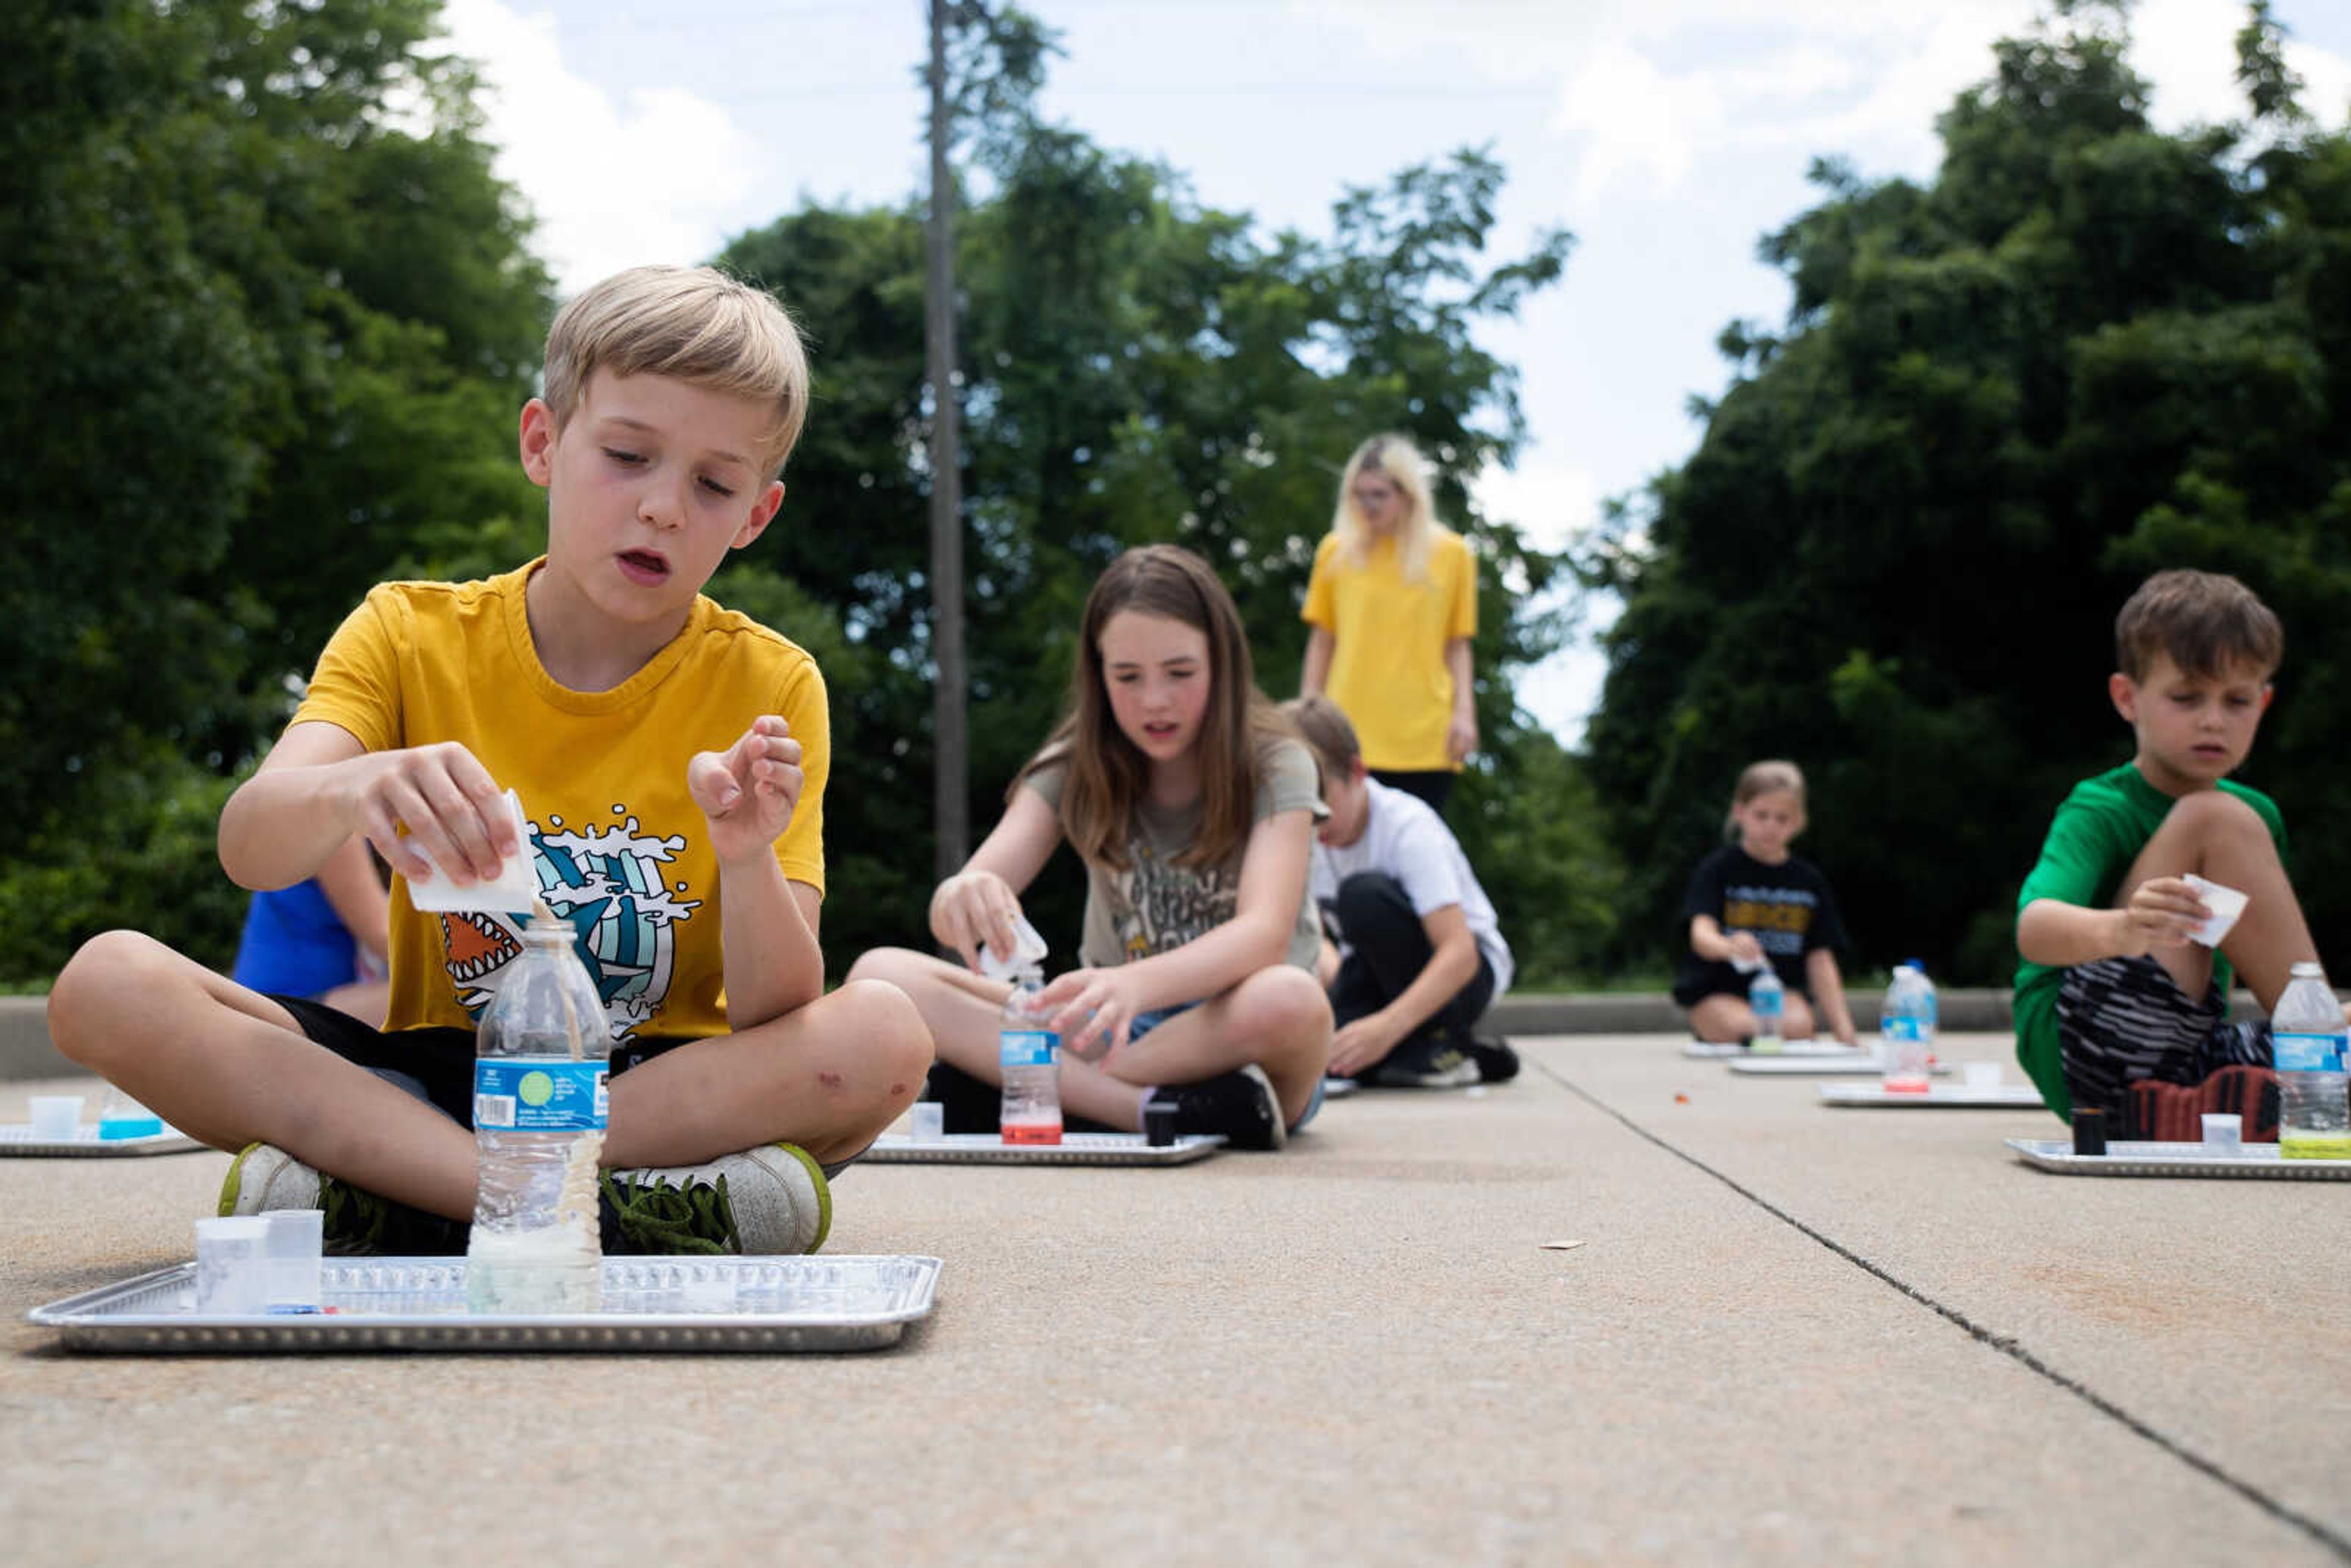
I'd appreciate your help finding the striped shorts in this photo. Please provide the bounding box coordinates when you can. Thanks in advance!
[2055,955,2271,1116]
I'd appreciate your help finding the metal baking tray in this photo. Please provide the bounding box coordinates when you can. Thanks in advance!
[1682,1040,1875,1060]
[1820,1082,2045,1108]
[28,1254,942,1352]
[864,1131,1223,1166]
[1728,1057,1952,1077]
[0,1124,206,1158]
[2006,1139,2351,1180]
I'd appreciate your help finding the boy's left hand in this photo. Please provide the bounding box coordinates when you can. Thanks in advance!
[1328,1010,1409,1078]
[688,716,803,862]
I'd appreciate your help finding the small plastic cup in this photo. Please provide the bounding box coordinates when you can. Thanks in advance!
[2072,1108,2107,1157]
[2201,1112,2243,1154]
[1963,1062,2002,1089]
[193,1217,271,1315]
[2183,874,2249,949]
[264,1210,324,1310]
[909,1101,945,1143]
[1144,1101,1179,1148]
[26,1095,83,1141]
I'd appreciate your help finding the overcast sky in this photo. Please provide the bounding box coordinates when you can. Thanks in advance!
[431,0,2351,744]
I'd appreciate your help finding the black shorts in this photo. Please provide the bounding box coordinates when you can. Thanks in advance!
[270,996,858,1177]
[2053,955,2271,1116]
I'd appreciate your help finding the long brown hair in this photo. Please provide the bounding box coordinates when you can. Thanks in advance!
[1019,544,1292,870]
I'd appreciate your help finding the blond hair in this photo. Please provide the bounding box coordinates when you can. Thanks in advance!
[1333,433,1442,582]
[543,264,811,479]
[1725,760,1805,841]
[2114,569,2282,683]
[1281,694,1360,793]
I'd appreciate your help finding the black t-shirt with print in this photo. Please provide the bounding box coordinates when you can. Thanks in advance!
[1671,844,1848,1005]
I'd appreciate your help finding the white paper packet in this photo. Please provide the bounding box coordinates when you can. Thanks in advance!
[977,915,1049,981]
[405,789,538,913]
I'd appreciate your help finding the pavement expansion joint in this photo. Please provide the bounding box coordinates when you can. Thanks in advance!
[1531,1055,2351,1564]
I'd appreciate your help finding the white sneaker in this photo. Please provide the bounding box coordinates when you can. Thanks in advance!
[602,1142,831,1255]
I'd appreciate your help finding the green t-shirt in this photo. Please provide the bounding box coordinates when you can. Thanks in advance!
[2012,762,2285,1119]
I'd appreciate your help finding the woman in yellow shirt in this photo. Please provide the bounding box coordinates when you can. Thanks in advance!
[1299,433,1478,811]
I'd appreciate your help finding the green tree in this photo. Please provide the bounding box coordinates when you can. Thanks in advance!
[1581,1,2351,983]
[0,0,550,979]
[716,89,1610,975]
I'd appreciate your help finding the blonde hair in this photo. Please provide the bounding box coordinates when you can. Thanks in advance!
[543,264,811,479]
[1333,433,1441,582]
[1725,760,1805,842]
[1281,694,1360,793]
[1021,546,1294,872]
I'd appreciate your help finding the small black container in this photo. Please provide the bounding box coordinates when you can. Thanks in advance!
[2072,1107,2107,1157]
[1144,1101,1179,1148]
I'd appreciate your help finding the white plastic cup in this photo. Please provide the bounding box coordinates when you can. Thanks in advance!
[264,1210,324,1310]
[909,1101,945,1143]
[2182,874,2249,949]
[2202,1112,2243,1154]
[193,1217,271,1315]
[26,1095,83,1140]
[1963,1062,2002,1089]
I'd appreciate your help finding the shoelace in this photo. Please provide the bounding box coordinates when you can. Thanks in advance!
[318,1177,391,1252]
[601,1171,735,1255]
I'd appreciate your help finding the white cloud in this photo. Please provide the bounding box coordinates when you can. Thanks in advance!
[433,0,763,294]
[1472,456,1600,556]
[1293,0,2351,200]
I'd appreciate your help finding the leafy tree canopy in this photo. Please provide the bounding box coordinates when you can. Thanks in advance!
[1581,0,2351,984]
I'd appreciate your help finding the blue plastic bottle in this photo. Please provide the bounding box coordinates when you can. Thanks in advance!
[1747,967,1785,1054]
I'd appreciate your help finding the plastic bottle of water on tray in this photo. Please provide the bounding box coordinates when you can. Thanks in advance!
[999,966,1062,1146]
[2271,961,2350,1160]
[468,907,611,1312]
[1881,962,1936,1093]
[1747,966,1785,1054]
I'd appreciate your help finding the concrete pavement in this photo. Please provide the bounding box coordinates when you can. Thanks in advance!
[2,1032,2345,1566]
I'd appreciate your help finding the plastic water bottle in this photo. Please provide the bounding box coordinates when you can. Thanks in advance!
[999,966,1062,1146]
[467,908,611,1311]
[2271,961,2350,1160]
[1881,962,1936,1093]
[1747,967,1785,1053]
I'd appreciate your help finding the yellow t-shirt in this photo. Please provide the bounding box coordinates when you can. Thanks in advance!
[290,560,830,1042]
[1299,527,1477,771]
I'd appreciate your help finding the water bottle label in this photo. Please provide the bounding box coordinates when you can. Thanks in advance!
[474,1057,609,1132]
[1884,1019,1924,1043]
[2273,1031,2347,1074]
[999,1028,1057,1070]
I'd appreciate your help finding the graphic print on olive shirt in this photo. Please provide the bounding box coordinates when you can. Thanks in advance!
[1106,838,1234,962]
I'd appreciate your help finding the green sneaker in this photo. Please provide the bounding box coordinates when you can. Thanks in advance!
[217,1142,465,1255]
[600,1142,831,1256]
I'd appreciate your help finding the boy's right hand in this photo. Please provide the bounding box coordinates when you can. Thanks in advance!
[345,743,515,887]
[2117,876,2210,955]
[930,869,1023,973]
[1723,931,1766,967]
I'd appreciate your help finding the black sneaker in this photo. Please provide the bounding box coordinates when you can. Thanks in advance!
[1465,1035,1521,1084]
[926,1059,1000,1135]
[1147,1065,1286,1151]
[1372,1032,1479,1089]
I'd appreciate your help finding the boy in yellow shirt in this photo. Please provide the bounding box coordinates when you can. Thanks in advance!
[48,266,931,1254]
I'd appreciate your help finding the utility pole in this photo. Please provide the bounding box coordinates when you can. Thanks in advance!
[924,0,969,879]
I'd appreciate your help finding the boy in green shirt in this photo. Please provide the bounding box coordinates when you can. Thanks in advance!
[2014,569,2332,1127]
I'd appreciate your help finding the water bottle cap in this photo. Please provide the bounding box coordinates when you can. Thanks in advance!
[1903,959,1926,972]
